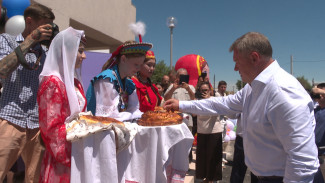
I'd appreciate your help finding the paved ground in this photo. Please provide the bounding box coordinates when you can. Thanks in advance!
[185,141,253,183]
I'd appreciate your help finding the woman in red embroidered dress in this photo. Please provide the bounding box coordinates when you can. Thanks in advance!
[37,27,87,183]
[132,50,162,112]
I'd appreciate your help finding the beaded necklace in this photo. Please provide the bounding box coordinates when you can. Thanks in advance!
[112,70,129,112]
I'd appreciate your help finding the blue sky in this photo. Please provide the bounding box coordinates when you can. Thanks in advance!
[132,0,325,91]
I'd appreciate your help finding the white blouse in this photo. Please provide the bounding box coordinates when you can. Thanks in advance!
[197,115,223,134]
[93,78,142,122]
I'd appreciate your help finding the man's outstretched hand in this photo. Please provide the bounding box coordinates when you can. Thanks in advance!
[164,99,180,111]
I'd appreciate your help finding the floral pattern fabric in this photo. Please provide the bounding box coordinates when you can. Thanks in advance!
[37,76,86,183]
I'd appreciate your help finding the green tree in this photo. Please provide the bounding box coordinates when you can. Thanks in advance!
[235,80,246,90]
[296,76,312,91]
[151,60,170,84]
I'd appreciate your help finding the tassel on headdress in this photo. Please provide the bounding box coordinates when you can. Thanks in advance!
[129,21,146,43]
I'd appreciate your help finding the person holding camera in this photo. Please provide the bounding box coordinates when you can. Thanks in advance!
[164,68,195,129]
[164,68,195,161]
[195,81,223,182]
[0,3,55,183]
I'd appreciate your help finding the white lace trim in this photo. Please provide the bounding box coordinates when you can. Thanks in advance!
[96,104,119,117]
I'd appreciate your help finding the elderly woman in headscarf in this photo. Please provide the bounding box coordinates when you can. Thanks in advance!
[37,27,87,183]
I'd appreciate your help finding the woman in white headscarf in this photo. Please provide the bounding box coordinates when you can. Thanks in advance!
[37,27,87,183]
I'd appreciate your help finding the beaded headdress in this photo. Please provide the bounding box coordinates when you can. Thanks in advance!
[146,50,155,59]
[103,21,153,70]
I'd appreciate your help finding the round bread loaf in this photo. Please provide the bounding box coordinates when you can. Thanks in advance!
[137,107,182,126]
[79,115,125,126]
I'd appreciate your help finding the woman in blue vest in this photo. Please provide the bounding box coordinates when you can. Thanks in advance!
[86,41,152,121]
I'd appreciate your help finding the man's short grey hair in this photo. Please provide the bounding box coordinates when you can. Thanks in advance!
[176,68,188,75]
[229,32,272,58]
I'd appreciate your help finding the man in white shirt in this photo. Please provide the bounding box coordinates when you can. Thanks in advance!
[164,32,319,183]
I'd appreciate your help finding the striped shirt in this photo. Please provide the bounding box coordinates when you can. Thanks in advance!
[0,33,46,129]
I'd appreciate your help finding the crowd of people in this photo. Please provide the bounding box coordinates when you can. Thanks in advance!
[0,2,325,183]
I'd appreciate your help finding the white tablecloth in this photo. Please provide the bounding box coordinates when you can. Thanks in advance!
[70,122,194,183]
[71,130,118,183]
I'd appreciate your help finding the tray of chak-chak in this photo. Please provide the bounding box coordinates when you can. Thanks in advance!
[137,107,183,126]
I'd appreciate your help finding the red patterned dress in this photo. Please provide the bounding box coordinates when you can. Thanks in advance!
[37,76,86,183]
[132,77,162,112]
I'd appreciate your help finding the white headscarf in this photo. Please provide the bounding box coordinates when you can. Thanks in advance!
[39,27,85,117]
